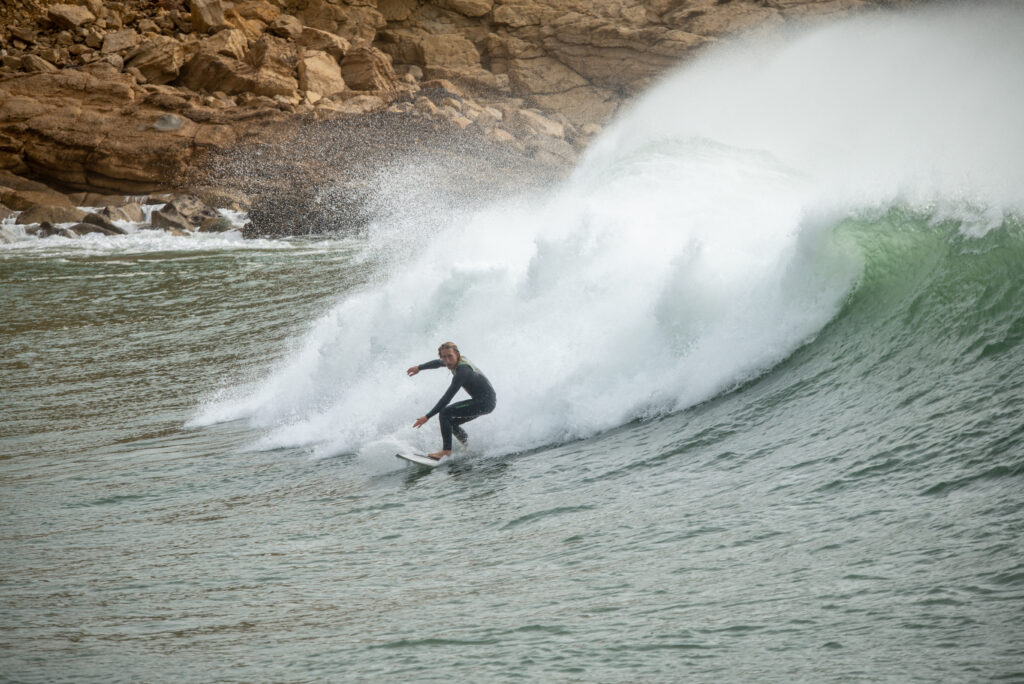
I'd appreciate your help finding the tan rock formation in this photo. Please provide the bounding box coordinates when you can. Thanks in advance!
[190,0,229,34]
[125,36,186,85]
[101,29,140,55]
[375,0,909,126]
[340,47,398,92]
[2,188,75,212]
[0,63,283,194]
[46,4,96,31]
[298,27,352,60]
[0,0,916,237]
[199,29,249,61]
[298,51,347,99]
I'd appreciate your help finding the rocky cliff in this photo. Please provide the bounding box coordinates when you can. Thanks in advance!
[0,0,914,237]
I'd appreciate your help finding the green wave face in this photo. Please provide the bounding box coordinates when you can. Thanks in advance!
[720,208,1024,496]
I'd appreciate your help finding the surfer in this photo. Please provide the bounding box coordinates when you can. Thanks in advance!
[408,342,496,461]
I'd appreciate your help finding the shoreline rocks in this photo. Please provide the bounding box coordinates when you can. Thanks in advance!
[0,164,250,243]
[0,0,918,239]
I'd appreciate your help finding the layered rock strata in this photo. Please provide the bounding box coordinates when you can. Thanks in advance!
[0,0,915,237]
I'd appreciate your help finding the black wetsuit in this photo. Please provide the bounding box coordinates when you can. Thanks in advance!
[419,357,496,451]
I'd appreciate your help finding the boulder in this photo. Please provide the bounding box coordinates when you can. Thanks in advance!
[199,215,235,232]
[224,10,268,43]
[22,54,58,73]
[145,90,190,111]
[298,27,351,60]
[376,27,427,67]
[0,188,75,212]
[378,0,418,22]
[199,28,248,60]
[190,0,228,34]
[82,211,129,234]
[508,108,565,139]
[69,221,118,236]
[103,54,126,71]
[246,36,298,80]
[435,0,494,18]
[152,195,219,233]
[9,27,38,45]
[126,36,185,85]
[340,48,398,92]
[179,52,258,94]
[47,4,96,30]
[151,204,195,232]
[101,29,139,54]
[21,55,55,74]
[420,34,500,91]
[298,51,346,98]
[15,205,88,225]
[84,29,103,50]
[1,55,23,72]
[36,46,65,65]
[234,0,281,24]
[179,52,297,98]
[254,70,300,99]
[269,14,304,41]
[105,203,146,223]
[298,2,385,49]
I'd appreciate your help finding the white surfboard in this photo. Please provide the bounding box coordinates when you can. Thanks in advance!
[395,452,447,468]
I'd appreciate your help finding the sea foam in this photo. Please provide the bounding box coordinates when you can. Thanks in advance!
[193,3,1024,460]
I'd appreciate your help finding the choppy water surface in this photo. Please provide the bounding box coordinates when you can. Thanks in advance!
[4,4,1024,682]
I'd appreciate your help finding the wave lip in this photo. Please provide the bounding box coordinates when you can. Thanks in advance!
[195,136,859,458]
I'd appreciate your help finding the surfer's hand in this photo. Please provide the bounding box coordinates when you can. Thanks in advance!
[407,366,419,376]
[413,416,428,428]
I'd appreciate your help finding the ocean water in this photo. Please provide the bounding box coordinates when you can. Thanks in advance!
[3,4,1024,681]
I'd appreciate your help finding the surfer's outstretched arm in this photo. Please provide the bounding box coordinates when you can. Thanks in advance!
[408,358,443,376]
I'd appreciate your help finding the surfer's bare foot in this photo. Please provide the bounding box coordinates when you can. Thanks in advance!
[427,450,451,461]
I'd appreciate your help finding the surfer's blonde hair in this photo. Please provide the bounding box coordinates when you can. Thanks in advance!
[438,341,460,358]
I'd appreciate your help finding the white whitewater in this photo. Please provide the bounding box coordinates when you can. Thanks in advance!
[191,3,1024,461]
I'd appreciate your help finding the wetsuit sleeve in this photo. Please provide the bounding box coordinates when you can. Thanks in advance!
[418,359,444,371]
[425,365,469,418]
